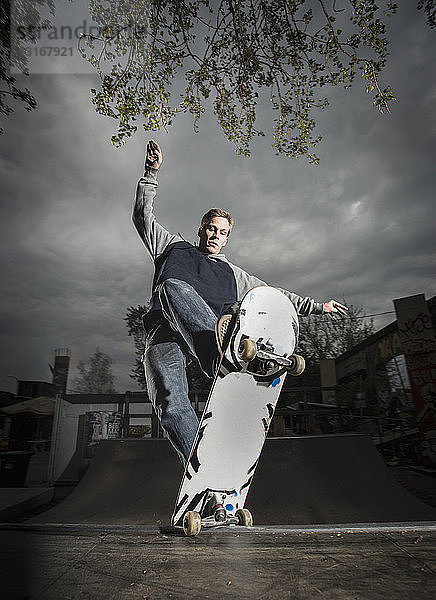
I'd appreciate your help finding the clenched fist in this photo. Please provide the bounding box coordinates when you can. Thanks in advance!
[145,139,162,170]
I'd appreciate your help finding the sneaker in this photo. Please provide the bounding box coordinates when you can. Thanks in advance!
[215,313,233,355]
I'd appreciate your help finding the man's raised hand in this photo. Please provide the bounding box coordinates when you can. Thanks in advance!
[145,140,162,170]
[323,300,348,320]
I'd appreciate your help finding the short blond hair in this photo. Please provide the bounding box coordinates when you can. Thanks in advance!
[200,208,234,235]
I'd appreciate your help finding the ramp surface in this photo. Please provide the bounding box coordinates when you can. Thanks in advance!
[248,434,436,524]
[31,435,435,525]
[32,439,182,525]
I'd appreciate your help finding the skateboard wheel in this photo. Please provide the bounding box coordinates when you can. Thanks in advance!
[236,508,253,527]
[237,338,257,362]
[288,354,305,376]
[183,511,202,536]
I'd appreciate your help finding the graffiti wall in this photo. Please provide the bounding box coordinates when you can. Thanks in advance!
[394,294,436,467]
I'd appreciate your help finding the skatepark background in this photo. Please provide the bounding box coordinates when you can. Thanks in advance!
[1,295,435,600]
[0,292,435,524]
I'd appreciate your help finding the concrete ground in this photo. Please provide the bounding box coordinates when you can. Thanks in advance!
[1,524,435,600]
[1,439,434,599]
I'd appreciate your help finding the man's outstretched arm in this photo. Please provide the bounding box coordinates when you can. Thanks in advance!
[275,285,347,319]
[132,140,181,260]
[276,290,347,318]
[228,261,347,318]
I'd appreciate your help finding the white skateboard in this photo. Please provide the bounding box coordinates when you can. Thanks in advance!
[171,286,305,536]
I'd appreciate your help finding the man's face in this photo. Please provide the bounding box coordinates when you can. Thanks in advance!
[198,216,230,254]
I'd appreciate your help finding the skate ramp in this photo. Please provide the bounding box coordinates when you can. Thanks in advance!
[248,434,436,524]
[30,435,435,525]
[31,438,183,525]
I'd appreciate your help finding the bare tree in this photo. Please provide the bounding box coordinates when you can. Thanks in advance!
[297,301,374,361]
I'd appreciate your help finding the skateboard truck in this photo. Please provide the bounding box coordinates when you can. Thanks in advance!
[213,502,227,522]
[182,505,254,537]
[180,492,254,536]
[237,338,305,376]
[256,348,306,376]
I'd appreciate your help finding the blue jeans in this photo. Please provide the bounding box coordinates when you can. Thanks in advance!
[143,278,219,465]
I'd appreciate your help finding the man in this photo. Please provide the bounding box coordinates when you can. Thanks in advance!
[133,140,347,465]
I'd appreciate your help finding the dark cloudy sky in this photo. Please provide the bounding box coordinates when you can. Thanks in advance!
[1,2,435,394]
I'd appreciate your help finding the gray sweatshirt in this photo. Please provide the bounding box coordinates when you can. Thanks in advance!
[133,167,324,325]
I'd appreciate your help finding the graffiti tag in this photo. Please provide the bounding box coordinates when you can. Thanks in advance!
[399,312,432,339]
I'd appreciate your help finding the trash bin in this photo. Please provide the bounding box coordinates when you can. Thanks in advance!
[0,451,34,486]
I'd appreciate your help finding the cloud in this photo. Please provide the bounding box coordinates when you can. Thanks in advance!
[0,3,435,393]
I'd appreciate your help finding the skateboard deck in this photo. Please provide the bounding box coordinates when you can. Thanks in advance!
[171,286,303,535]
